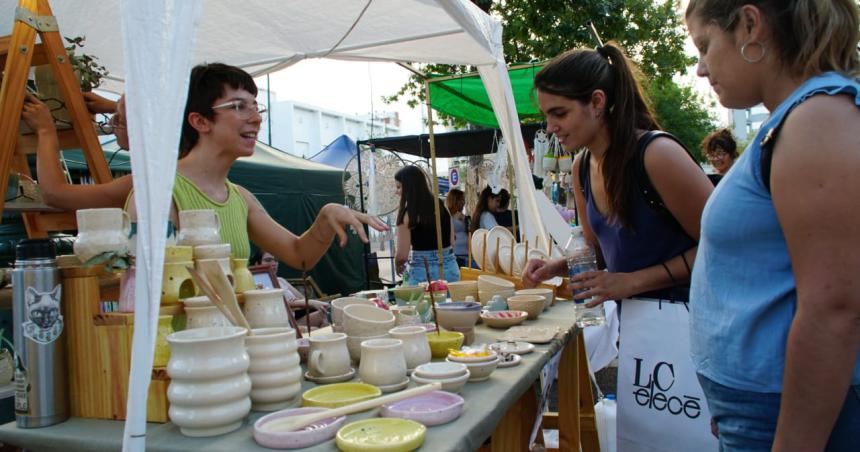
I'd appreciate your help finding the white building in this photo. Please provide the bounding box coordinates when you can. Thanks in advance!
[257,89,401,157]
[729,105,768,141]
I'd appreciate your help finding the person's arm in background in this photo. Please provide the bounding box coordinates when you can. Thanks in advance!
[771,95,860,451]
[394,214,411,275]
[241,186,387,271]
[82,92,117,114]
[21,93,132,209]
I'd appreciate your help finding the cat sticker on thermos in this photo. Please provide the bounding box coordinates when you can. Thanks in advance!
[22,285,63,344]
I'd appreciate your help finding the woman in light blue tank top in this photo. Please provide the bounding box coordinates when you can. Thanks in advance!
[686,2,860,450]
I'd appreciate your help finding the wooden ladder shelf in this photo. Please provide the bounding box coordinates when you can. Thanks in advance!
[0,0,113,237]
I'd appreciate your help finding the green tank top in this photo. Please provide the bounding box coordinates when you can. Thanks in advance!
[172,173,250,259]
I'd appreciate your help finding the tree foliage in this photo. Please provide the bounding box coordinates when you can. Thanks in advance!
[385,0,718,157]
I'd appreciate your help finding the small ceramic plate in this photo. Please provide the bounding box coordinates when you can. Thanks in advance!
[446,352,497,363]
[336,418,427,452]
[373,378,410,394]
[304,367,355,384]
[254,407,346,449]
[490,341,535,355]
[302,382,381,409]
[380,390,465,426]
[496,353,523,368]
[497,245,513,275]
[470,229,489,271]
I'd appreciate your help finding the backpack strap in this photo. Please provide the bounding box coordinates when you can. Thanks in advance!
[636,130,703,216]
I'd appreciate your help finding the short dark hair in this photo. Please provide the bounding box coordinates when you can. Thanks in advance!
[702,128,738,159]
[497,189,511,209]
[180,63,258,156]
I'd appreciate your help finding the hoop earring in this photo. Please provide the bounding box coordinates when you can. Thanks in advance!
[741,41,766,64]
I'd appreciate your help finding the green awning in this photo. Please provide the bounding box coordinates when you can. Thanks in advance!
[427,62,546,128]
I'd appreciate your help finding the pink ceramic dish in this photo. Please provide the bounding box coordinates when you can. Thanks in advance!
[380,390,465,426]
[254,407,346,449]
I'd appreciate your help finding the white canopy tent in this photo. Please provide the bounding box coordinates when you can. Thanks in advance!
[1,1,554,450]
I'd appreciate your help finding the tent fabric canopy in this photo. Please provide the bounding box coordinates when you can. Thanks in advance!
[359,123,544,158]
[428,63,545,128]
[308,134,358,169]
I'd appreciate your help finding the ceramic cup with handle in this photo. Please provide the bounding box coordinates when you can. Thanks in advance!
[308,333,351,378]
[176,209,221,247]
[73,208,131,262]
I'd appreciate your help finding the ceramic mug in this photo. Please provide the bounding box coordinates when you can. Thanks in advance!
[73,208,131,262]
[308,333,351,378]
[358,338,407,387]
[176,209,221,247]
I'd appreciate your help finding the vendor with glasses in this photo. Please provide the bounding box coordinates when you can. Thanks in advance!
[702,128,738,176]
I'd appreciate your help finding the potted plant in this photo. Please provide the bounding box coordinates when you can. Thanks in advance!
[33,35,109,126]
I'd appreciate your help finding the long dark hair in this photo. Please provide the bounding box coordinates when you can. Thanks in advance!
[394,166,435,229]
[470,186,498,233]
[534,42,659,229]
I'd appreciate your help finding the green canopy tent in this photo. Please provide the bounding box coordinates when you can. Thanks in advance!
[45,140,365,296]
[427,62,546,128]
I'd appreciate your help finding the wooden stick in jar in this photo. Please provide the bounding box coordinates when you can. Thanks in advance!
[467,231,472,269]
[494,236,500,274]
[509,237,515,275]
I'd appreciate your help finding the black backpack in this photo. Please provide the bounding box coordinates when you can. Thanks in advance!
[578,131,709,220]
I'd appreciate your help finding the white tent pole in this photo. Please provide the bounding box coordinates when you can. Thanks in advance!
[424,79,445,279]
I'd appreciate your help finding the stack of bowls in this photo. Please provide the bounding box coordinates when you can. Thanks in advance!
[342,304,395,363]
[506,294,545,320]
[446,281,478,302]
[330,297,375,333]
[434,302,481,345]
[477,275,515,305]
[410,362,470,393]
[515,288,555,311]
[447,352,500,382]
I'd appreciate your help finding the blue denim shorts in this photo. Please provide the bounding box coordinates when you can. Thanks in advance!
[697,373,860,451]
[405,247,460,285]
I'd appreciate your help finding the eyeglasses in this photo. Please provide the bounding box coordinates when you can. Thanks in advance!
[212,100,267,120]
[707,150,728,159]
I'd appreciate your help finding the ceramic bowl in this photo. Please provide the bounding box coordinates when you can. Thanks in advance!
[331,297,375,328]
[446,351,498,364]
[515,288,554,311]
[411,370,470,394]
[435,308,481,331]
[506,295,545,320]
[342,304,395,337]
[380,390,465,426]
[477,274,515,292]
[480,310,528,329]
[346,333,389,363]
[391,285,424,304]
[447,355,499,381]
[446,281,478,301]
[253,407,346,449]
[435,301,482,311]
[413,362,468,380]
[425,330,465,359]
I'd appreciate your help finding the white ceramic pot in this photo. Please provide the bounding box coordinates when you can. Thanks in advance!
[345,333,389,364]
[388,326,431,372]
[243,289,290,329]
[358,338,406,387]
[308,333,351,378]
[176,209,221,247]
[246,327,302,411]
[166,326,251,437]
[184,305,232,329]
[73,208,131,262]
[342,304,395,337]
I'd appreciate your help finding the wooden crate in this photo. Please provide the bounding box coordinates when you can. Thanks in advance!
[61,265,172,422]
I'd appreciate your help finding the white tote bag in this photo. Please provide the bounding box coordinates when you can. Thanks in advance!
[617,298,718,452]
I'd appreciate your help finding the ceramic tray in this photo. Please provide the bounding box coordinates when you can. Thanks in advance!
[253,407,346,449]
[380,390,465,426]
[301,382,381,409]
[336,418,427,452]
[499,326,561,344]
[490,341,535,355]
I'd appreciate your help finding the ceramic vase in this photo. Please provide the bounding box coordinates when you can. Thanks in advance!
[166,326,252,437]
[358,338,407,388]
[232,258,256,294]
[243,289,290,329]
[245,327,302,411]
[184,305,232,329]
[73,208,131,263]
[388,326,431,372]
[176,209,221,247]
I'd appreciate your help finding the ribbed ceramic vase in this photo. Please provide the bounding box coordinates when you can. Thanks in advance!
[246,327,302,411]
[166,326,251,437]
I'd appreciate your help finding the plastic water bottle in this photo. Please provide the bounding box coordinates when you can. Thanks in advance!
[595,394,617,452]
[563,227,605,327]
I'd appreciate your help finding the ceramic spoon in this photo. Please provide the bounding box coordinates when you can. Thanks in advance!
[185,265,239,327]
[198,260,253,334]
[260,382,442,433]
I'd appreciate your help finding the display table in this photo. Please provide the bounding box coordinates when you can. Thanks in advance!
[0,301,597,451]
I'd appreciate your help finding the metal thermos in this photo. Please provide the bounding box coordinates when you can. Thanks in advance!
[12,239,69,427]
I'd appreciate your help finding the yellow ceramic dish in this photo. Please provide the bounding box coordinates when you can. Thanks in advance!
[301,383,382,409]
[426,330,464,359]
[336,418,426,452]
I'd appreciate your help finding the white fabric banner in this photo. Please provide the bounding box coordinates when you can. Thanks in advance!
[617,298,717,452]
